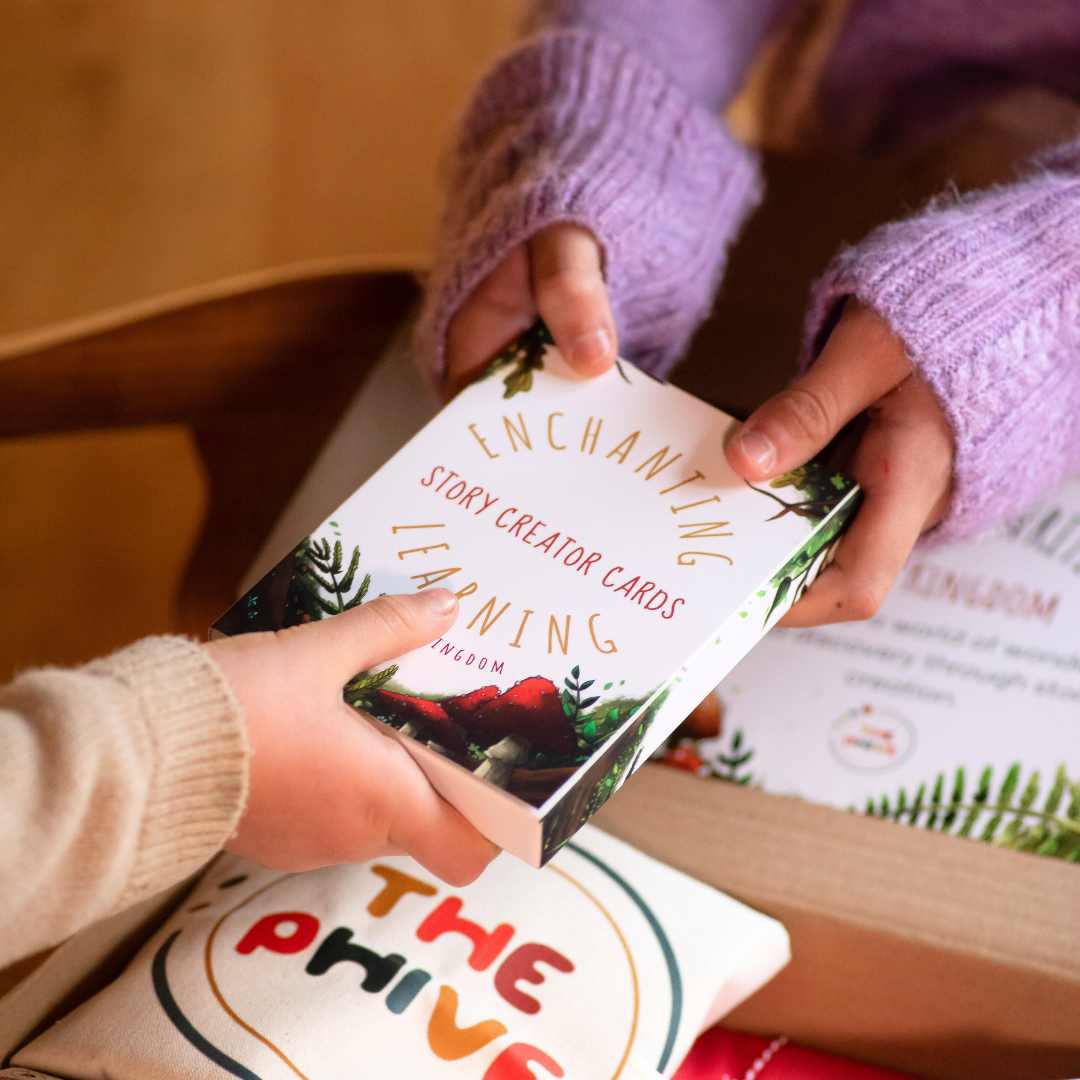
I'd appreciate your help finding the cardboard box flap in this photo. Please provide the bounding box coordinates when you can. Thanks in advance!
[596,764,1080,1079]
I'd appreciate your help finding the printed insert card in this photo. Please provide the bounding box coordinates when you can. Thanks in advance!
[214,324,859,865]
[666,476,1080,864]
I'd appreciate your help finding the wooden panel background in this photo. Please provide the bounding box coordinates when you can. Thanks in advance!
[2,0,1051,678]
[0,2,521,677]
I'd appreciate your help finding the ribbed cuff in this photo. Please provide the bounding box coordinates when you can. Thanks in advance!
[416,29,762,381]
[84,636,248,906]
[803,145,1080,543]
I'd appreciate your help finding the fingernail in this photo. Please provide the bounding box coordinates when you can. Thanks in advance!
[419,588,458,616]
[569,327,612,370]
[735,427,776,473]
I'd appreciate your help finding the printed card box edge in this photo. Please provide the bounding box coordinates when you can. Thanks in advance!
[534,485,860,863]
[211,334,859,867]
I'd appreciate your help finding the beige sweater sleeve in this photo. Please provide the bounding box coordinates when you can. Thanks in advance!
[0,636,248,970]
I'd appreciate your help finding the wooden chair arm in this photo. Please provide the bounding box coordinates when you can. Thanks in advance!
[0,258,422,633]
[0,257,421,438]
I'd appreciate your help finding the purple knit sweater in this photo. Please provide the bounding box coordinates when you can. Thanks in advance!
[418,0,1080,543]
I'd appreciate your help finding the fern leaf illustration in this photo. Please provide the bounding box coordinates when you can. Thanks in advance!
[305,568,337,594]
[958,766,991,837]
[1002,770,1041,845]
[942,767,965,829]
[925,772,945,830]
[339,547,361,593]
[344,572,371,611]
[313,592,340,616]
[296,537,370,615]
[344,664,399,709]
[862,762,1080,863]
[356,572,371,604]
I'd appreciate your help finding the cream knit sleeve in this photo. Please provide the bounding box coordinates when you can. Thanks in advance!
[0,637,248,969]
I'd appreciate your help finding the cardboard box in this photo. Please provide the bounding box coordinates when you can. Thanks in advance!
[596,765,1080,1080]
[5,257,1076,1075]
[211,325,858,865]
[4,769,1077,1079]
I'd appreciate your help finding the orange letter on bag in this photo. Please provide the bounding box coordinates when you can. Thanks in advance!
[427,986,507,1060]
[367,864,437,917]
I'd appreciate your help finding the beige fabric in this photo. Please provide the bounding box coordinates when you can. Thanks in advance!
[10,830,789,1079]
[0,637,248,973]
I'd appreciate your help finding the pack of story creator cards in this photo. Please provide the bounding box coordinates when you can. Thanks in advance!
[214,324,860,865]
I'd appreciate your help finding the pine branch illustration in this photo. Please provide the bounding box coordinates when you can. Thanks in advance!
[297,571,342,617]
[295,536,370,616]
[344,665,398,709]
[339,547,361,593]
[303,567,338,594]
[344,573,371,611]
[483,319,554,398]
[862,763,1080,862]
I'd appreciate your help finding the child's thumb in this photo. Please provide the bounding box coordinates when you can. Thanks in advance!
[293,590,459,686]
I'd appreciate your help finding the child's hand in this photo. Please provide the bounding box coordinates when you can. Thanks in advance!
[445,223,618,396]
[207,590,498,886]
[726,301,954,626]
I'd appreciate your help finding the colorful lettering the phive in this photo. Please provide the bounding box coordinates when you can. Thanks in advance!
[233,865,573,1077]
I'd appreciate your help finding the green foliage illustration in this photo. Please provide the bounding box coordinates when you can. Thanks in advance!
[295,535,371,617]
[290,532,388,711]
[751,463,856,524]
[561,664,598,724]
[862,763,1080,862]
[482,318,554,398]
[343,665,399,711]
[561,665,638,753]
[715,727,755,785]
[751,463,861,625]
[585,721,648,819]
[582,686,670,823]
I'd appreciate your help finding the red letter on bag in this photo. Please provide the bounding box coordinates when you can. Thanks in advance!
[494,943,574,1014]
[483,1043,565,1079]
[235,912,320,955]
[416,898,514,970]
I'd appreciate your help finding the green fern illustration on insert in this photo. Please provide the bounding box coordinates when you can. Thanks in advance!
[862,763,1080,862]
[716,727,755,785]
[295,535,371,616]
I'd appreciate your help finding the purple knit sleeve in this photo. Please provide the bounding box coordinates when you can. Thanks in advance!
[803,135,1080,544]
[416,2,792,380]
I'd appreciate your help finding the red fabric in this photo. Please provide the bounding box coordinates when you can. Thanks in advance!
[674,1027,915,1079]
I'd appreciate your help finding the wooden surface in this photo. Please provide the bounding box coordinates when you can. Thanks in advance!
[0,259,419,438]
[0,2,520,334]
[0,261,420,645]
[0,3,521,678]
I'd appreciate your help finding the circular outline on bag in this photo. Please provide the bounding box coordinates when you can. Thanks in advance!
[152,844,681,1078]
